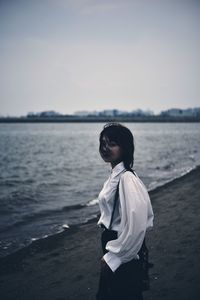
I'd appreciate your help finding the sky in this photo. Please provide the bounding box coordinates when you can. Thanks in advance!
[0,0,200,116]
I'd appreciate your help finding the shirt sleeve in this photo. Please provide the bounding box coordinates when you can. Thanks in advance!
[103,171,150,272]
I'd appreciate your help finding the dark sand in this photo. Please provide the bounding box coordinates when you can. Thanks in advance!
[1,166,200,300]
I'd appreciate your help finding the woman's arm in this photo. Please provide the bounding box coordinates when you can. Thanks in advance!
[103,171,152,272]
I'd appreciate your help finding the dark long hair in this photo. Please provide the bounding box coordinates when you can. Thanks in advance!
[99,122,135,170]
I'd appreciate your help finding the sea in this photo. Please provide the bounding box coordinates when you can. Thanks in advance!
[0,122,200,258]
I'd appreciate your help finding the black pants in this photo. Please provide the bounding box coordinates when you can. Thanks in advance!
[96,229,144,300]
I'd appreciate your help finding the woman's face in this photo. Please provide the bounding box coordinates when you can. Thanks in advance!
[99,135,123,166]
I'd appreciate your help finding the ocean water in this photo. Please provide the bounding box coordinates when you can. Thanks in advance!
[0,122,200,257]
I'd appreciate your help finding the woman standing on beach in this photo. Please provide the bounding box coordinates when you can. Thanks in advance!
[96,123,154,300]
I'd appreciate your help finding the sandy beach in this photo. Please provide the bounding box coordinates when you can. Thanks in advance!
[1,166,200,300]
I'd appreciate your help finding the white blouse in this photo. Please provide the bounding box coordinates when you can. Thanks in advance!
[97,161,154,273]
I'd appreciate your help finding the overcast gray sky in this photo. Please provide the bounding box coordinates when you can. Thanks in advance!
[0,0,199,116]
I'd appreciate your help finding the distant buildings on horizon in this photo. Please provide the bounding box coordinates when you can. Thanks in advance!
[25,107,200,118]
[73,108,154,117]
[1,107,200,120]
[160,107,200,117]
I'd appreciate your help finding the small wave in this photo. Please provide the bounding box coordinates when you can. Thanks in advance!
[62,224,70,229]
[30,226,69,245]
[86,198,99,206]
[163,163,173,170]
[156,162,175,171]
[31,237,39,242]
[62,203,85,211]
[179,165,195,177]
[188,154,195,161]
[148,181,159,190]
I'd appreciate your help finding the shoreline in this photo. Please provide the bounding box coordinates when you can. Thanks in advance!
[0,164,200,260]
[148,164,200,194]
[1,165,200,299]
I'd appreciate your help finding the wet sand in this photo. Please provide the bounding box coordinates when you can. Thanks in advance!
[1,166,200,300]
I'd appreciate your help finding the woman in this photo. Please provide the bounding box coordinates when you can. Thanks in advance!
[96,122,154,300]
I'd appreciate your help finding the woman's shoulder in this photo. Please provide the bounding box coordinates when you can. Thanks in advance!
[120,169,149,193]
[120,169,138,182]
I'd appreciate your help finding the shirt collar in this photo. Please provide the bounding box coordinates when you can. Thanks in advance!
[110,161,126,176]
